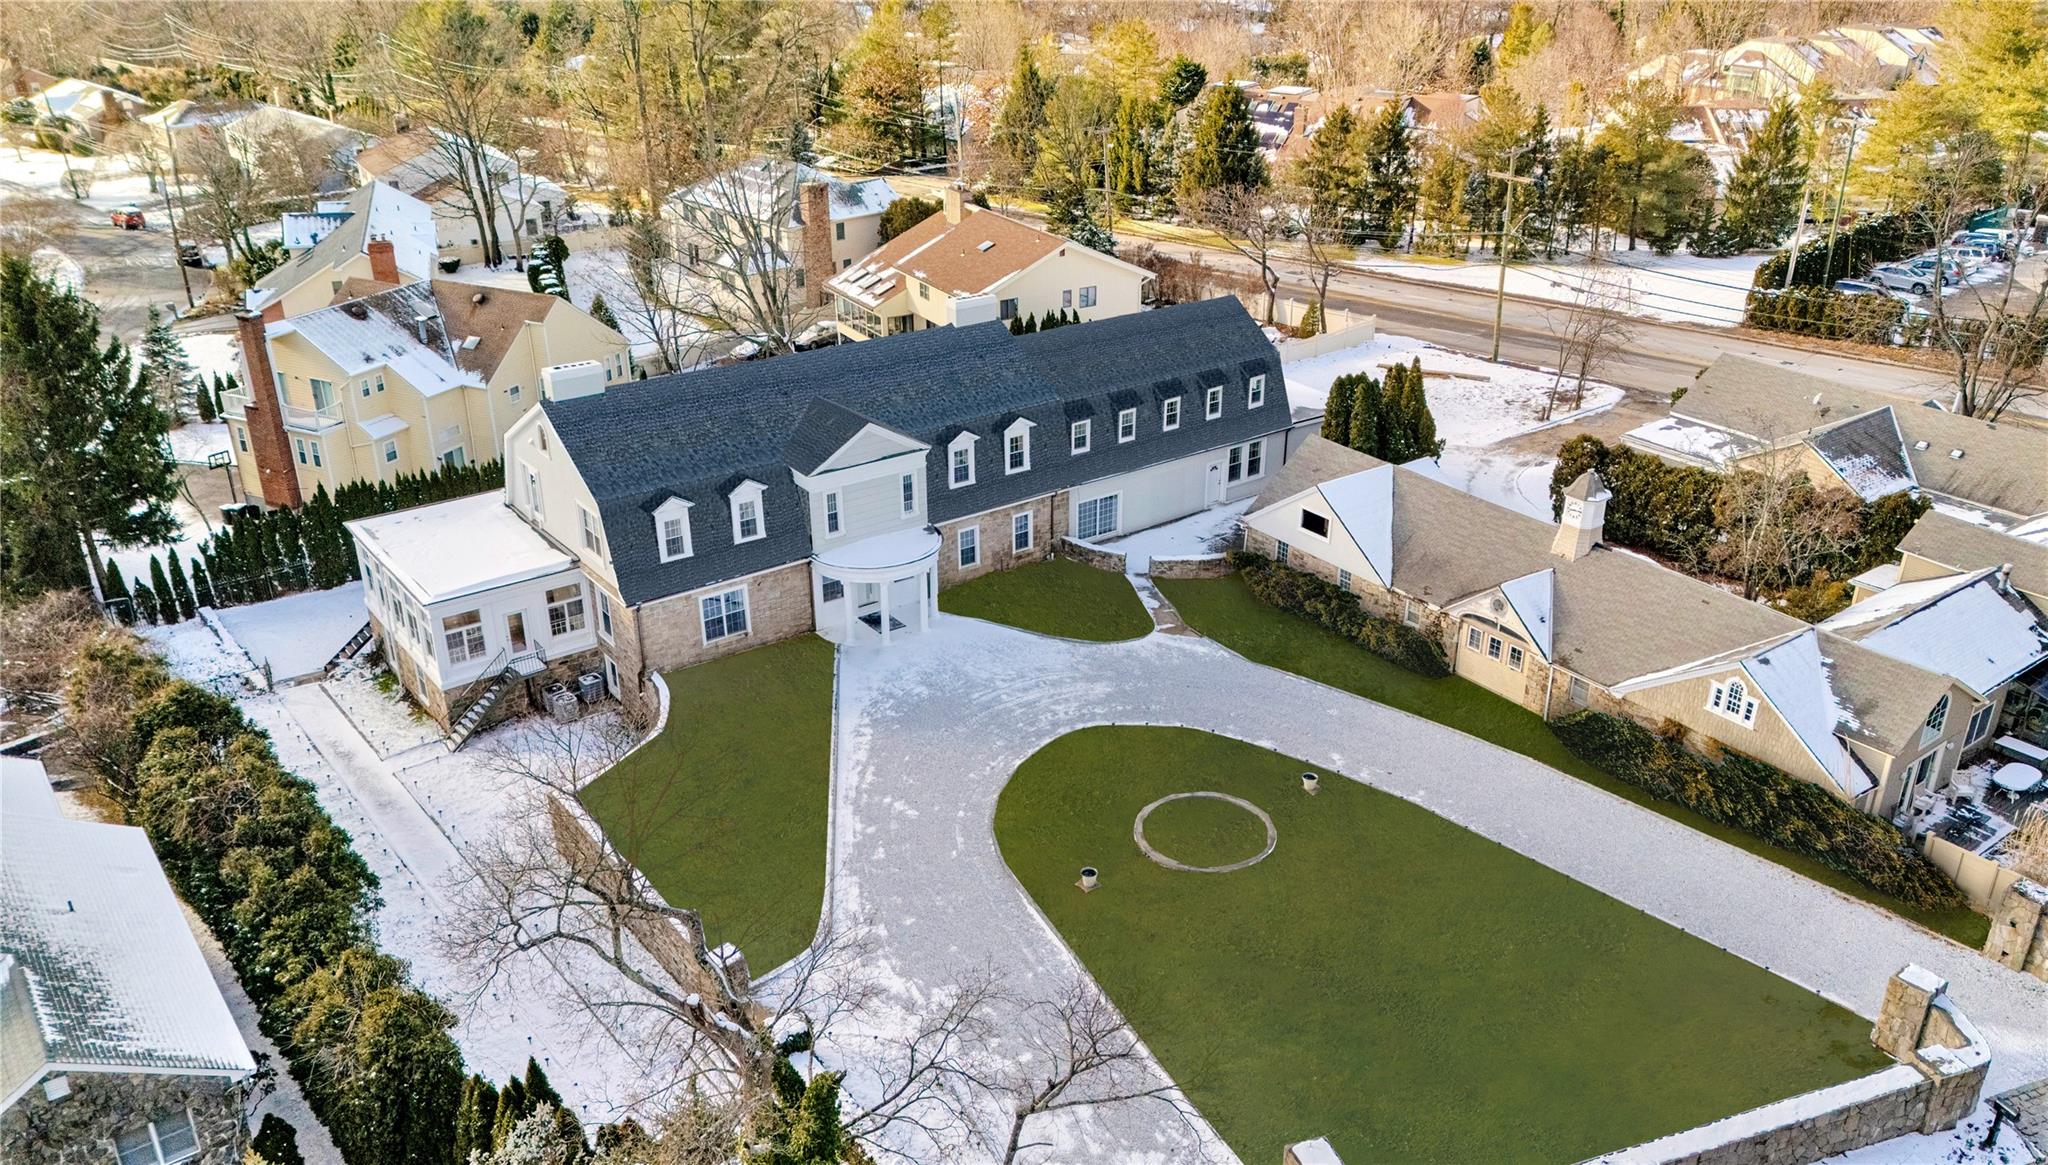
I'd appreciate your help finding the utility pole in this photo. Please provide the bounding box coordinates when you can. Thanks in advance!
[1818,119,1864,283]
[1489,168,1535,364]
[159,123,195,308]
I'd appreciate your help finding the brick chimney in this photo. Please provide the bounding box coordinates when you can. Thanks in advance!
[367,236,399,285]
[799,182,834,309]
[236,311,302,509]
[1550,470,1609,561]
[943,182,965,225]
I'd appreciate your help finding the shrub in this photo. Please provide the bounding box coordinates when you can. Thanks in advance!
[1229,551,1450,677]
[1552,709,1966,910]
[251,1114,306,1165]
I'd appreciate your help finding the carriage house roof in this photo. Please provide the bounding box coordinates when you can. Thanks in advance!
[543,297,1286,606]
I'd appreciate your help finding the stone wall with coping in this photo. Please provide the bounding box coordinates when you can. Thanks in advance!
[1149,553,1233,579]
[1,1072,243,1165]
[1582,965,1990,1165]
[1985,877,2048,980]
[1058,537,1126,573]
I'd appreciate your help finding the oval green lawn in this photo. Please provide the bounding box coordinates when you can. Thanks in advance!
[995,726,1888,1164]
[938,557,1152,641]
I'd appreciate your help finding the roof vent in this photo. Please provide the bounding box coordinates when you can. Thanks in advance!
[344,303,368,320]
[461,335,480,350]
[1811,393,1823,406]
[472,292,488,305]
[977,239,994,251]
[1913,440,1929,451]
[1948,448,1964,460]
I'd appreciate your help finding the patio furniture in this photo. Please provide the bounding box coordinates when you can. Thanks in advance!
[1993,734,2048,766]
[1987,761,2045,800]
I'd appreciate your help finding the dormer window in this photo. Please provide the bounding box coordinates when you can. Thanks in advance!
[730,480,767,543]
[1004,418,1035,474]
[1118,408,1136,443]
[1206,385,1223,419]
[653,496,694,562]
[1708,678,1758,727]
[1071,419,1091,454]
[1248,374,1266,408]
[948,431,977,488]
[1163,396,1182,431]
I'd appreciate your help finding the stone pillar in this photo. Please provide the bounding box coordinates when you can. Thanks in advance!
[799,182,834,309]
[235,311,301,508]
[1871,965,1944,1063]
[1985,879,2048,980]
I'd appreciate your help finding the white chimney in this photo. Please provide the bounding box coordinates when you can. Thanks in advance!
[541,360,608,402]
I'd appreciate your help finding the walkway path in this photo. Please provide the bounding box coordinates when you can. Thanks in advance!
[826,614,2048,1162]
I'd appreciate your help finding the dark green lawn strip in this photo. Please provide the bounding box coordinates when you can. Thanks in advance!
[1156,574,1990,948]
[578,635,835,972]
[938,557,1153,642]
[997,727,1889,1164]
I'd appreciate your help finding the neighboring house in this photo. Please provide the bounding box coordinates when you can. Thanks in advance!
[1853,509,2048,609]
[1623,354,2048,528]
[0,758,255,1165]
[355,128,570,266]
[226,276,630,507]
[1631,24,1942,103]
[139,100,365,194]
[1242,436,2018,823]
[246,181,437,319]
[663,157,899,314]
[828,188,1152,341]
[351,298,1288,729]
[20,77,147,141]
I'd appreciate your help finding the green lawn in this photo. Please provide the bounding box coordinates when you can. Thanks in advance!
[938,557,1153,642]
[578,635,835,972]
[996,727,1889,1163]
[1157,574,1991,947]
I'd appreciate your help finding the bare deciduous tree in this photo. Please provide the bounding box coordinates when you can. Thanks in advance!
[1193,185,1292,325]
[1706,441,1864,599]
[1542,274,1638,419]
[652,163,819,356]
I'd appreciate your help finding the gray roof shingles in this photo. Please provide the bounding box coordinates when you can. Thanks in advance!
[545,298,1287,606]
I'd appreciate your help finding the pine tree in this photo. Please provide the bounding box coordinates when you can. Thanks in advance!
[1409,357,1443,458]
[585,293,619,332]
[1498,3,1554,68]
[1178,85,1268,207]
[454,1075,499,1164]
[991,43,1054,173]
[1292,104,1363,239]
[1297,300,1323,338]
[1021,313,1038,334]
[1008,315,1024,335]
[523,1059,562,1110]
[1380,363,1413,462]
[834,0,934,166]
[196,372,218,422]
[1061,212,1117,256]
[148,556,181,624]
[103,560,134,623]
[166,552,198,621]
[133,581,160,624]
[1319,373,1352,442]
[137,306,200,423]
[1106,94,1154,207]
[1721,98,1808,251]
[1159,54,1206,109]
[1344,373,1382,456]
[0,254,179,596]
[189,558,216,609]
[493,1077,528,1149]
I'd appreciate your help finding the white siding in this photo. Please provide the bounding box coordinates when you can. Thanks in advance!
[1065,440,1272,540]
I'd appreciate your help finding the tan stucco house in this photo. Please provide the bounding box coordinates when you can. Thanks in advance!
[227,277,630,507]
[1243,437,2043,824]
[827,189,1152,341]
[244,181,438,320]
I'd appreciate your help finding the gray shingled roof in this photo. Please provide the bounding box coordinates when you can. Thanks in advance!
[1898,509,2048,602]
[545,298,1286,606]
[1807,408,1914,500]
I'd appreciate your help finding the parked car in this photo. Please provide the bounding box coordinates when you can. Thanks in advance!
[176,242,210,269]
[1953,245,1999,271]
[1873,265,1937,296]
[1832,279,1886,296]
[109,205,145,229]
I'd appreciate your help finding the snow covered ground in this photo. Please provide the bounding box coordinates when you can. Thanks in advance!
[101,488,217,588]
[1097,498,1252,571]
[167,421,230,465]
[324,658,443,758]
[1360,250,1770,327]
[2,145,161,213]
[213,582,366,682]
[181,329,243,387]
[1820,1099,2035,1164]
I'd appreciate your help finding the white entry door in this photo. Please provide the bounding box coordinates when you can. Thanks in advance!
[1208,461,1225,502]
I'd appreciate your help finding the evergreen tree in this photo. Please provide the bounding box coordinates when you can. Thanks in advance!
[738,1060,848,1165]
[1061,211,1117,256]
[493,1077,528,1149]
[189,558,216,609]
[523,1058,563,1110]
[1291,104,1363,239]
[1297,300,1323,338]
[1178,85,1268,207]
[102,560,132,620]
[1344,373,1382,456]
[149,556,181,624]
[1498,2,1554,69]
[137,306,200,422]
[455,1075,500,1164]
[1408,358,1443,458]
[196,372,218,422]
[250,1114,305,1165]
[1357,102,1418,248]
[166,552,198,621]
[1415,145,1470,255]
[586,293,618,332]
[1720,98,1808,251]
[991,43,1054,173]
[1020,312,1038,334]
[0,255,179,596]
[1106,94,1155,207]
[1319,372,1353,441]
[133,581,161,624]
[1593,80,1683,249]
[835,0,934,166]
[1379,363,1413,462]
[1159,54,1206,108]
[1008,315,1024,335]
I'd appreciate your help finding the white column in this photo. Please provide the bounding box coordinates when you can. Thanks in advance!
[841,577,854,643]
[917,565,931,633]
[879,576,893,646]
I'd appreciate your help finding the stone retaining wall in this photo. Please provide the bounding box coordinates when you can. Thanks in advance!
[1149,553,1234,579]
[1584,966,1990,1165]
[1059,537,1126,573]
[1986,878,2048,981]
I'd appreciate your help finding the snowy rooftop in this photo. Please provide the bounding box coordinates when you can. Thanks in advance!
[1621,415,1751,466]
[349,492,576,605]
[1821,569,2048,697]
[812,527,941,572]
[1,806,253,1109]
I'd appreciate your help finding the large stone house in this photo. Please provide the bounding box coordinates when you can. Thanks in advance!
[1243,437,2043,823]
[1,759,255,1165]
[827,188,1152,341]
[1623,355,2048,528]
[244,182,438,320]
[227,276,630,507]
[351,298,1289,731]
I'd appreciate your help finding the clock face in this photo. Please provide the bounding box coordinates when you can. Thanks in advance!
[1564,500,1582,520]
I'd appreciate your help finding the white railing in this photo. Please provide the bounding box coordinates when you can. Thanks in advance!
[281,400,346,431]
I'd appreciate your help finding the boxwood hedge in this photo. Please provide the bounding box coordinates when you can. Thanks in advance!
[1228,551,1450,678]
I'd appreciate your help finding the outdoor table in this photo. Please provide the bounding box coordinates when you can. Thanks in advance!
[1988,761,2045,794]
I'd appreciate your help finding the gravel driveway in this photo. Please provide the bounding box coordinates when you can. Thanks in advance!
[827,611,2048,1162]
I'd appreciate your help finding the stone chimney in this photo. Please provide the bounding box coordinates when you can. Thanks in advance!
[367,236,399,285]
[1550,470,1610,561]
[799,181,835,309]
[943,182,965,225]
[235,311,302,509]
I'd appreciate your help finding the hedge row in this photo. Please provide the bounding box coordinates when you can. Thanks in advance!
[1551,709,1965,910]
[69,640,465,1165]
[1228,550,1451,678]
[1751,212,1923,291]
[1744,284,1907,343]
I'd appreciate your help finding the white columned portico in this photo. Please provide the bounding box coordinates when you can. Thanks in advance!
[811,527,943,646]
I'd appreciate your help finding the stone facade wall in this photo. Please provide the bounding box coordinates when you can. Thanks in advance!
[934,498,1054,589]
[1149,553,1234,579]
[1,1073,242,1165]
[492,647,607,728]
[1985,878,2048,980]
[635,561,816,675]
[1058,537,1126,573]
[371,612,452,725]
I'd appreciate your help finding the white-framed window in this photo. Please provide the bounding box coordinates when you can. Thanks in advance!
[1486,635,1503,660]
[1248,373,1267,408]
[359,376,372,397]
[1466,626,1483,650]
[547,584,586,635]
[1205,385,1223,419]
[1117,408,1136,443]
[375,373,385,393]
[1276,539,1290,564]
[824,491,842,535]
[918,280,929,299]
[1965,702,1995,744]
[958,525,980,567]
[310,442,323,468]
[442,609,486,663]
[1708,677,1759,727]
[114,1111,200,1165]
[1338,568,1352,589]
[1228,444,1243,482]
[1248,438,1264,478]
[1076,494,1120,540]
[309,377,335,408]
[440,447,464,469]
[1923,694,1949,742]
[730,481,767,543]
[700,587,749,642]
[1508,645,1525,671]
[1569,675,1591,705]
[1062,288,1073,309]
[900,472,917,514]
[538,427,548,452]
[1005,428,1031,473]
[1070,419,1091,454]
[1162,396,1182,431]
[580,507,604,555]
[524,465,543,517]
[294,438,308,465]
[597,591,614,641]
[1300,509,1329,538]
[1080,285,1097,308]
[655,497,692,561]
[951,445,974,486]
[1402,599,1421,627]
[235,426,248,452]
[1012,511,1033,552]
[382,439,399,463]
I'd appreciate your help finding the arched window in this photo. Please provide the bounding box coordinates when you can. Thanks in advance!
[1923,694,1949,741]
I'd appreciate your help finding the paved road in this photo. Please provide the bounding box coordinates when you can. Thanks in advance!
[826,611,2048,1163]
[0,175,203,340]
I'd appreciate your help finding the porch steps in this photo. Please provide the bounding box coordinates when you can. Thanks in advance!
[324,621,375,676]
[446,672,514,751]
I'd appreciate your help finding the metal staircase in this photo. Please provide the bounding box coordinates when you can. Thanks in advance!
[444,647,548,751]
